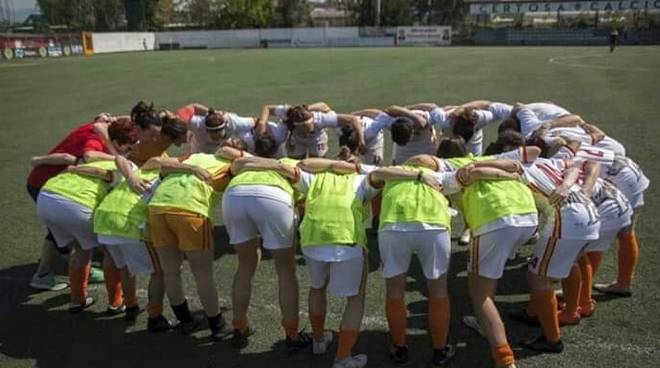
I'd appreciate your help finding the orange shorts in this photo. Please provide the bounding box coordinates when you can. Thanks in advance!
[149,208,214,251]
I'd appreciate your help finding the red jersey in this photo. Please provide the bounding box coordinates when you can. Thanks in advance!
[27,123,108,188]
[176,105,195,125]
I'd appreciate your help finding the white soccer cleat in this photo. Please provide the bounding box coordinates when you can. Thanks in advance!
[30,272,69,291]
[458,229,471,246]
[332,354,368,368]
[313,331,334,355]
[463,315,486,338]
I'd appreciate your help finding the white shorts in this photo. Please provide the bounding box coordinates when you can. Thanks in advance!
[98,235,157,275]
[585,228,621,253]
[222,187,295,249]
[289,131,328,158]
[36,192,99,250]
[306,252,364,297]
[378,230,450,279]
[543,202,600,240]
[469,225,537,279]
[609,167,649,209]
[529,236,588,279]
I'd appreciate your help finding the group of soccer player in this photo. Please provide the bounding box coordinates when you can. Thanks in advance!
[26,99,648,368]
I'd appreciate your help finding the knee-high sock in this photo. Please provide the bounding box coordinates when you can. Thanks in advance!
[336,329,359,360]
[428,297,450,349]
[385,298,407,347]
[69,264,91,303]
[103,265,123,308]
[282,318,300,341]
[531,289,560,343]
[491,343,515,367]
[561,263,581,317]
[310,314,326,340]
[617,231,639,287]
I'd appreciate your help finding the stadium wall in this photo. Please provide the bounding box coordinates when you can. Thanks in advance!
[473,28,660,45]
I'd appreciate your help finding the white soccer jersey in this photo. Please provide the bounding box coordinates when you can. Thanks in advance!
[427,107,496,156]
[238,121,289,158]
[586,177,632,232]
[188,113,256,153]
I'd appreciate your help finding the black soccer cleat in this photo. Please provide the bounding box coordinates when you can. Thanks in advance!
[509,308,541,327]
[432,344,456,366]
[147,315,174,333]
[285,331,313,354]
[125,305,140,323]
[230,325,256,349]
[390,345,410,366]
[521,335,564,353]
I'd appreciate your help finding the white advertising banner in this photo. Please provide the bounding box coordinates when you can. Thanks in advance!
[396,26,452,46]
[470,0,660,15]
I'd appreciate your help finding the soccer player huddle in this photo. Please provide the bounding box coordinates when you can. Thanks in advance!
[26,99,649,368]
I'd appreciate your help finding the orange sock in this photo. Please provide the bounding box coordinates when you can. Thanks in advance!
[336,329,359,360]
[385,297,407,347]
[428,297,450,349]
[103,266,123,308]
[561,264,581,317]
[310,314,326,340]
[69,264,91,303]
[491,343,515,367]
[579,254,595,309]
[282,318,299,341]
[587,251,604,275]
[531,289,560,343]
[147,302,163,318]
[233,318,248,333]
[617,231,639,287]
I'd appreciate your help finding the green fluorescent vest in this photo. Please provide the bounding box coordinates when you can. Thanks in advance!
[299,172,367,248]
[462,180,537,230]
[226,158,299,197]
[42,160,117,209]
[379,166,451,229]
[93,169,160,240]
[149,153,230,217]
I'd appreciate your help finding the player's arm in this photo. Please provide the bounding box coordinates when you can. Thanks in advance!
[549,165,580,206]
[189,103,209,115]
[216,145,250,161]
[65,165,113,182]
[471,159,523,173]
[297,158,359,174]
[581,123,607,143]
[254,105,271,136]
[231,157,298,180]
[457,100,492,111]
[369,167,442,191]
[457,166,522,186]
[337,114,366,153]
[350,108,383,118]
[159,160,212,183]
[541,114,585,129]
[405,103,439,112]
[82,150,115,163]
[92,122,120,156]
[580,161,601,197]
[384,105,427,128]
[307,102,332,113]
[403,154,442,171]
[30,153,77,167]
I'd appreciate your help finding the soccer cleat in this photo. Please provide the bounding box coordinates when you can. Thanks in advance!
[230,324,256,348]
[285,331,313,354]
[593,282,632,297]
[312,331,334,355]
[579,300,596,318]
[390,345,410,366]
[178,316,203,335]
[68,296,95,314]
[208,314,232,341]
[125,305,140,323]
[106,304,126,316]
[88,267,105,284]
[557,311,580,326]
[509,308,540,327]
[147,315,174,333]
[30,273,69,291]
[432,344,456,366]
[332,354,368,368]
[521,335,564,353]
[462,316,486,338]
[458,229,471,246]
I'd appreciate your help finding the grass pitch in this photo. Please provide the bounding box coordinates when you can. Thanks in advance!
[1,46,659,367]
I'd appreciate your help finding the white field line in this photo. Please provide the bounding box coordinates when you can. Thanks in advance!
[548,55,650,72]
